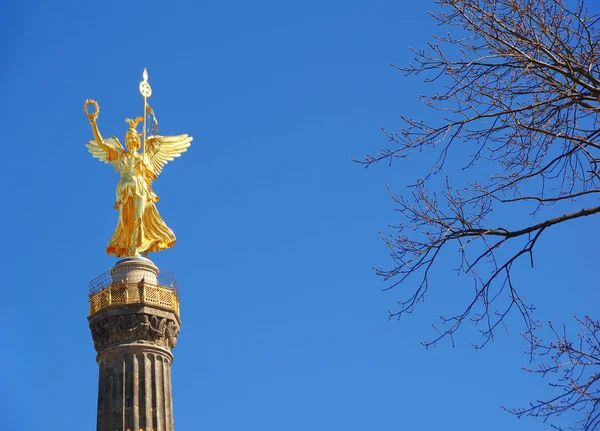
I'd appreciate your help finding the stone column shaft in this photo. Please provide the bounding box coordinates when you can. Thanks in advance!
[96,347,174,431]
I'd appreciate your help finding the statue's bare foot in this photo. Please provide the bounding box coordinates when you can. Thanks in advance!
[128,248,141,257]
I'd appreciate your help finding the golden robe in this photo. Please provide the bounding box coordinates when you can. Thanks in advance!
[107,151,176,257]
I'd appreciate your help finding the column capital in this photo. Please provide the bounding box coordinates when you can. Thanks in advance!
[90,311,180,354]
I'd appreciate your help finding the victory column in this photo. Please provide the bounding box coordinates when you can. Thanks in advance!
[85,70,192,431]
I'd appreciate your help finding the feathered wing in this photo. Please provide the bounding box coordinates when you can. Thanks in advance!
[144,134,192,178]
[86,136,124,166]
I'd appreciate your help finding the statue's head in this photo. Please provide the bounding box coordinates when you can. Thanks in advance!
[125,128,141,151]
[125,117,143,151]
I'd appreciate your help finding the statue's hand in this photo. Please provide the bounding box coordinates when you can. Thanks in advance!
[87,113,97,123]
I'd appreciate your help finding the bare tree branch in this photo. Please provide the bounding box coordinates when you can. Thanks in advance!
[356,0,600,428]
[505,317,600,431]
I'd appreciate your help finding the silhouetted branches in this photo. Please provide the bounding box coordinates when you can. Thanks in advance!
[357,0,600,343]
[506,317,600,430]
[357,0,600,427]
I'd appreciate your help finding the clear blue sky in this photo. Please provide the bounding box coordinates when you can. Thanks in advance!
[1,1,597,430]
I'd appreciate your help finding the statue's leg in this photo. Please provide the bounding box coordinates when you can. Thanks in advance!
[132,195,147,255]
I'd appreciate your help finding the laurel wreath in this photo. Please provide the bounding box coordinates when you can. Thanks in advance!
[84,99,100,120]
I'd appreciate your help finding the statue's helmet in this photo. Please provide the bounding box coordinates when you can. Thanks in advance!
[125,117,143,149]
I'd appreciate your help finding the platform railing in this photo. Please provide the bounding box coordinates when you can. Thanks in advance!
[89,281,180,317]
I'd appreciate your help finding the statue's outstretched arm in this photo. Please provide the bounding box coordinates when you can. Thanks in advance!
[85,109,124,164]
[88,116,112,154]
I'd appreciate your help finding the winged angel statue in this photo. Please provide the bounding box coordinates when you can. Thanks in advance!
[84,98,192,258]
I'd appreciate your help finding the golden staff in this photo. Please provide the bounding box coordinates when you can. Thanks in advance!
[139,69,152,259]
[139,68,152,159]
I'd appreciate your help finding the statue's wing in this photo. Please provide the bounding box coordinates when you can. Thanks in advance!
[145,134,192,177]
[86,136,124,165]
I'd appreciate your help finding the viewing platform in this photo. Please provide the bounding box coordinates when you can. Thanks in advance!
[88,257,180,318]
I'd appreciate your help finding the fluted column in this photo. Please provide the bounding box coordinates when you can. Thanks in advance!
[96,346,175,431]
[89,257,180,431]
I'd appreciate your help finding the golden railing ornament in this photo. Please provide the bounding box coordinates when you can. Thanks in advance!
[88,282,180,317]
[88,267,181,317]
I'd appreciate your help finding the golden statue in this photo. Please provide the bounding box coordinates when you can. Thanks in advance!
[84,69,192,258]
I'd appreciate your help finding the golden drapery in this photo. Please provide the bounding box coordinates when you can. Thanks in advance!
[105,152,176,257]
